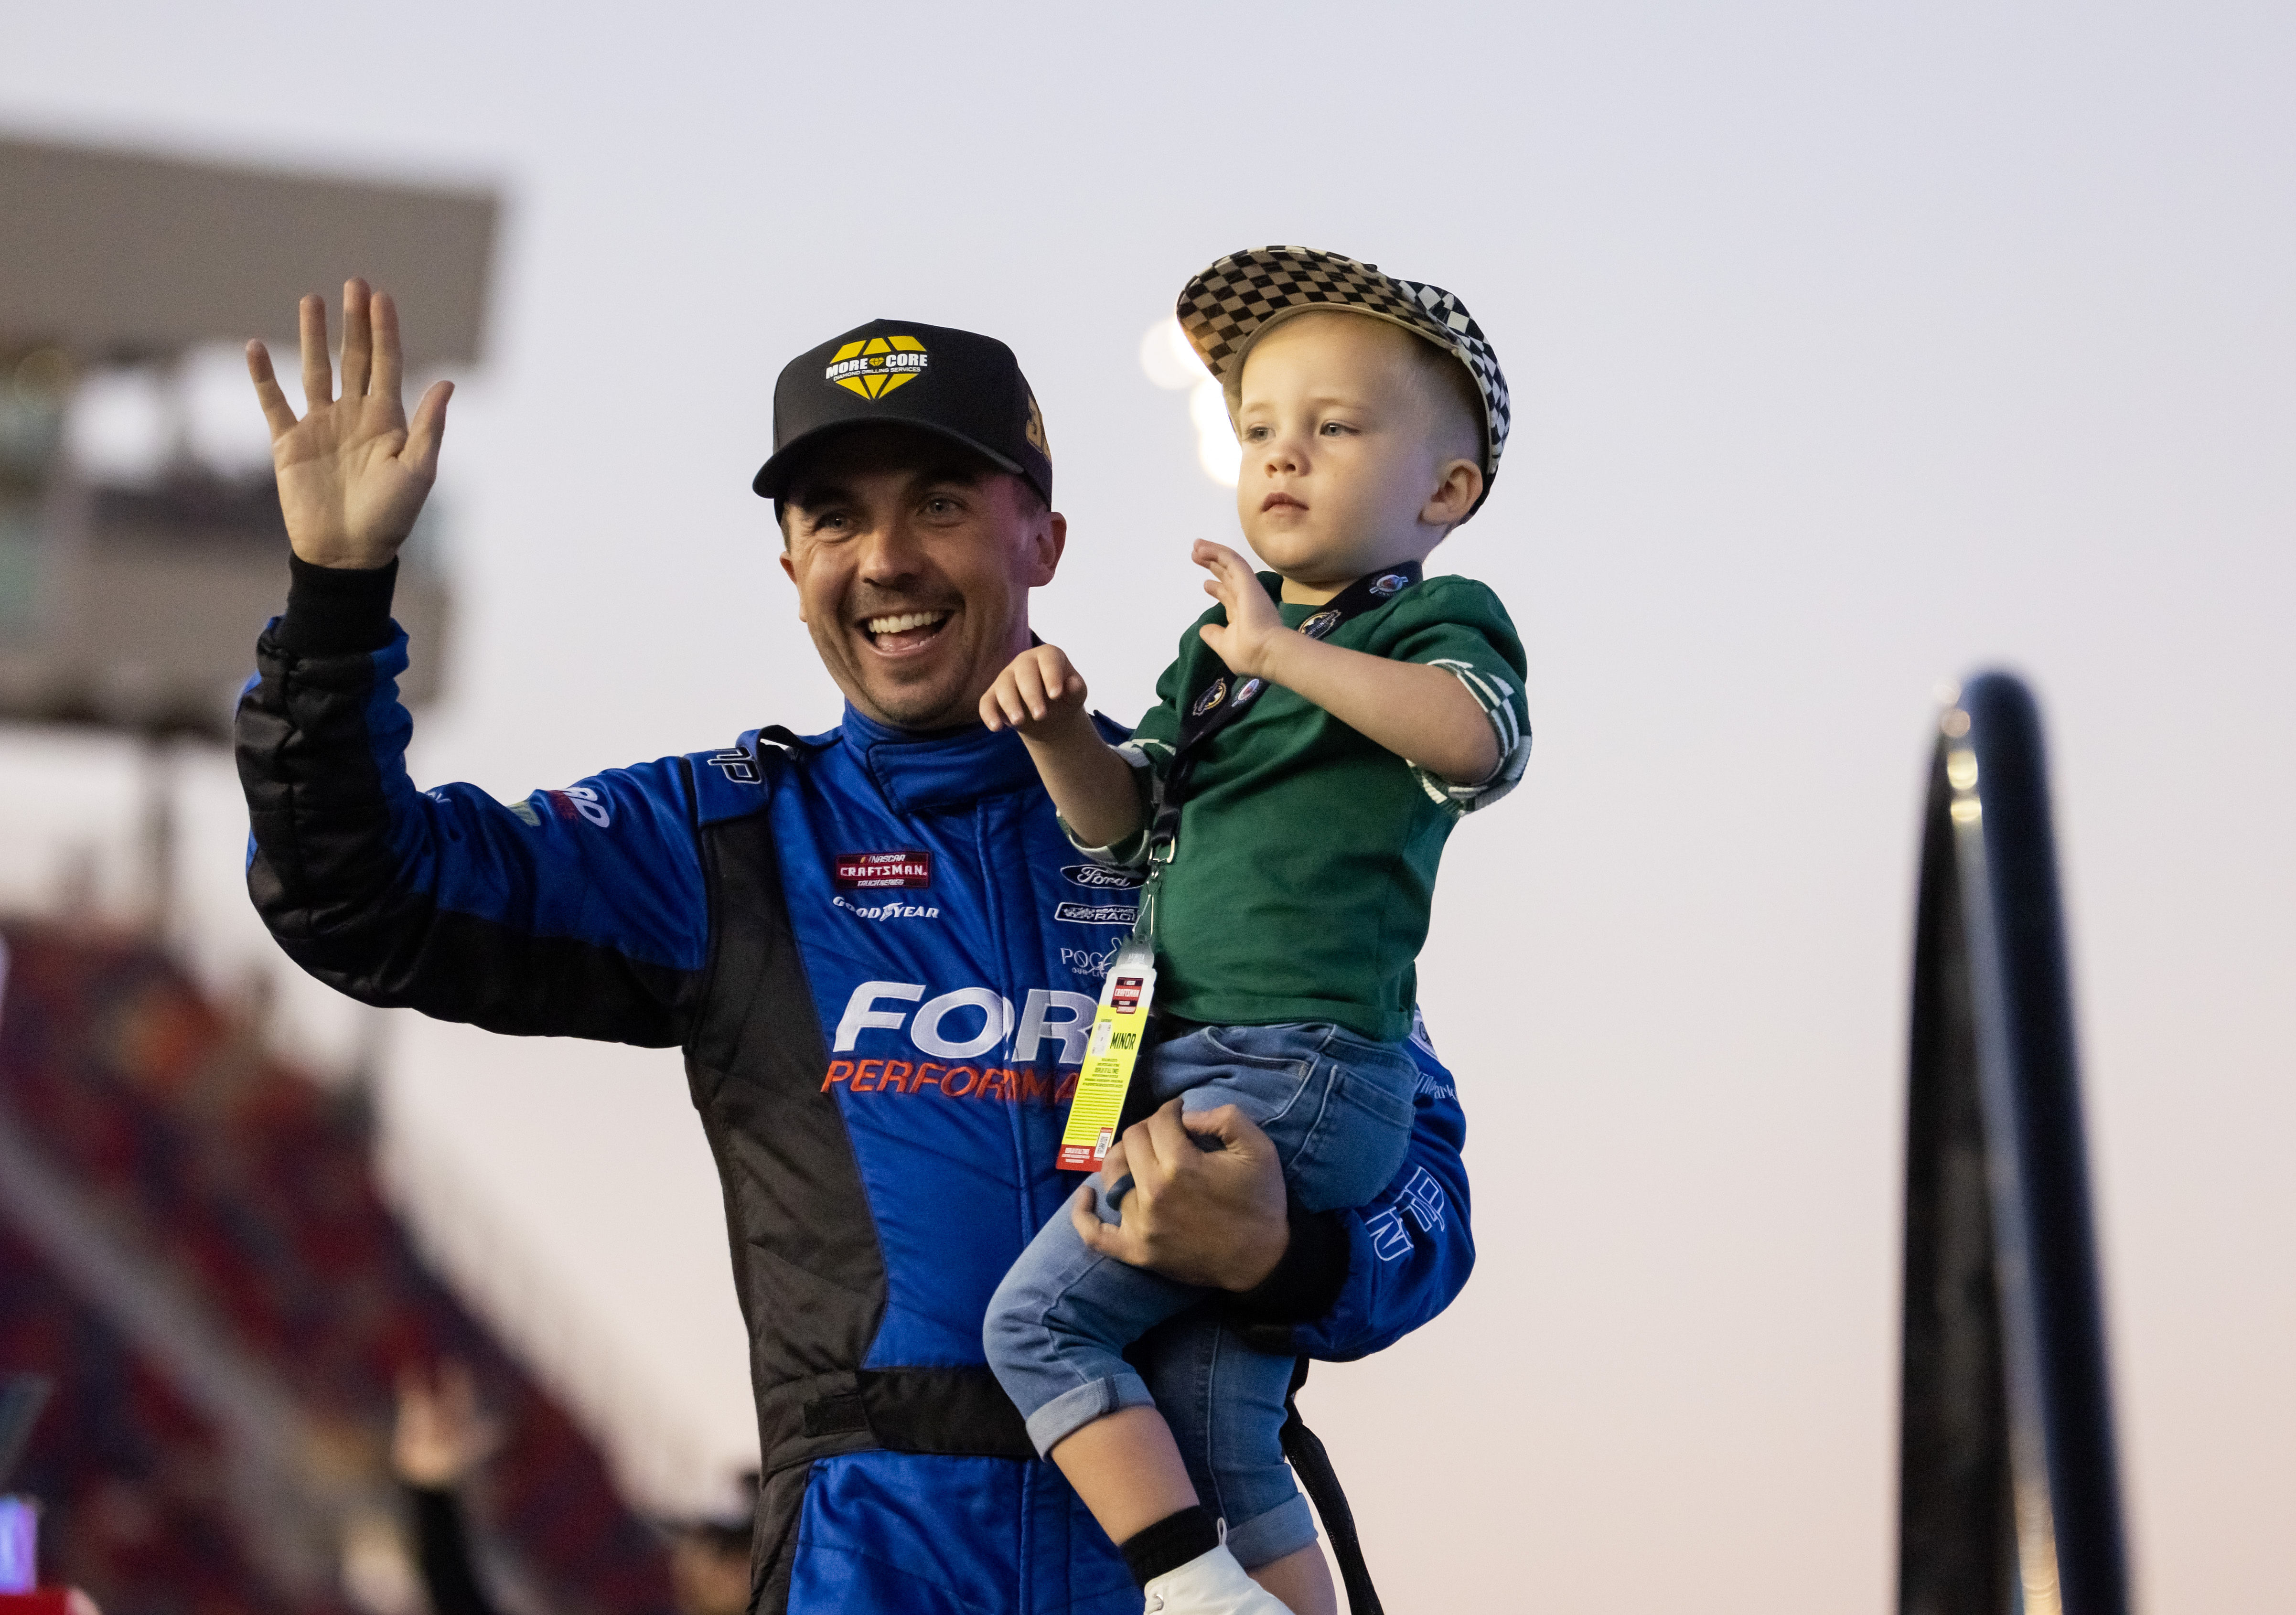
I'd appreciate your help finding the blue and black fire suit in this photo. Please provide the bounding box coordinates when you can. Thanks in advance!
[235,559,1475,1615]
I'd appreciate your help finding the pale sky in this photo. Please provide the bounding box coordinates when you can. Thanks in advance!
[3,3,2293,1610]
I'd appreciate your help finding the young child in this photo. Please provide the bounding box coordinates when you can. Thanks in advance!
[980,246,1529,1615]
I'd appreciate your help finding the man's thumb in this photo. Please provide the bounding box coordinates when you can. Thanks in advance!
[1069,1187,1110,1249]
[1180,1102,1245,1145]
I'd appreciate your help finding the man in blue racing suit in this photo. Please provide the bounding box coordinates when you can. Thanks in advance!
[236,284,1474,1615]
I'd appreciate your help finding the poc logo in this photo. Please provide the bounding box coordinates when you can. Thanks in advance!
[1061,940,1123,980]
[1061,864,1143,891]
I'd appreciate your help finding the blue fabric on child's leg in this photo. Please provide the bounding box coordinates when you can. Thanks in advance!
[1149,1023,1421,1213]
[1136,1307,1319,1568]
[986,1022,1420,1521]
[1096,1173,1135,1220]
[984,1185,1198,1456]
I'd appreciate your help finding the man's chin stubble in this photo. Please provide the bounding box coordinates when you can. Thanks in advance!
[856,660,970,730]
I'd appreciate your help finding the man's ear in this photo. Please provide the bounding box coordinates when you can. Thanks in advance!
[1423,459,1484,528]
[777,548,806,622]
[1031,510,1069,587]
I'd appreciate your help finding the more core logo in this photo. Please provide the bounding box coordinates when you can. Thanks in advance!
[826,334,929,399]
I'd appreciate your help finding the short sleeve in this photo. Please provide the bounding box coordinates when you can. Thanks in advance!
[1059,638,1193,866]
[1059,743,1158,868]
[1380,579,1532,813]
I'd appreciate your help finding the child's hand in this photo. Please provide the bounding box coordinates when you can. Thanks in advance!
[980,644,1090,736]
[982,645,1142,846]
[1191,540,1286,676]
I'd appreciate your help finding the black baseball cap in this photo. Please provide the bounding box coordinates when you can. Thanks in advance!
[752,318,1052,504]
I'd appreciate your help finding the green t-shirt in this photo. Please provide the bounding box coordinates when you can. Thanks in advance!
[1088,571,1530,1042]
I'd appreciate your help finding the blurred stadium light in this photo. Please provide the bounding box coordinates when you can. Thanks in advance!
[1899,674,2130,1615]
[1138,316,1239,487]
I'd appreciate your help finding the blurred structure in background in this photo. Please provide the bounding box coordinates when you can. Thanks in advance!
[0,924,676,1615]
[0,134,488,738]
[0,138,693,1615]
[0,135,489,934]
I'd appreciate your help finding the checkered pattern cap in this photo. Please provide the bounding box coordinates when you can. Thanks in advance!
[1178,245,1511,510]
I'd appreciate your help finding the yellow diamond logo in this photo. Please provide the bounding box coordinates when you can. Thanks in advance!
[825,334,929,399]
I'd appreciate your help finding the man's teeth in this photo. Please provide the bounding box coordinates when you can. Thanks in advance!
[866,611,950,635]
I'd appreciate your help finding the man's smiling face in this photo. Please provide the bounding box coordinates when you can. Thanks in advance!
[778,426,1065,731]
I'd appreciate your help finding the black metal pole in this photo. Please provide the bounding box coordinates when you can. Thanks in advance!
[1899,673,2128,1615]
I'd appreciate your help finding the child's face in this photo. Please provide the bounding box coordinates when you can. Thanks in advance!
[1231,311,1477,591]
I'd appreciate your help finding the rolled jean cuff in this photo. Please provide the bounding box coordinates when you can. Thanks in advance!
[1021,1371,1156,1458]
[1225,1493,1317,1570]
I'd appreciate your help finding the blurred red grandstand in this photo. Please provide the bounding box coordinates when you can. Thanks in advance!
[0,922,676,1615]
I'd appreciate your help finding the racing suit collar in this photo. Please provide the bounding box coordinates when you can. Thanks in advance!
[840,703,1045,813]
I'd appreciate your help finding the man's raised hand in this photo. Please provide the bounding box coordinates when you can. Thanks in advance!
[247,278,452,570]
[979,643,1089,737]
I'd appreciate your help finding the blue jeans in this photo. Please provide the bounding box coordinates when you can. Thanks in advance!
[984,1021,1420,1568]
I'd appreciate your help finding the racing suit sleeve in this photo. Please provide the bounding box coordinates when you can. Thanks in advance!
[236,557,707,1044]
[1227,1024,1474,1361]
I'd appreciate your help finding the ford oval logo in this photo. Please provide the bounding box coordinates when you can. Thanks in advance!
[1062,863,1145,891]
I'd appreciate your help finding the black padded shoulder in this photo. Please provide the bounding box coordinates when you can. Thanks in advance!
[686,805,887,1605]
[685,733,1049,1613]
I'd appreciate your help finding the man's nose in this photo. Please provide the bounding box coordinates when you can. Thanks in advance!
[855,516,925,581]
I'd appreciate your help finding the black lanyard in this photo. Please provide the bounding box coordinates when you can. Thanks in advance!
[1142,559,1423,869]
